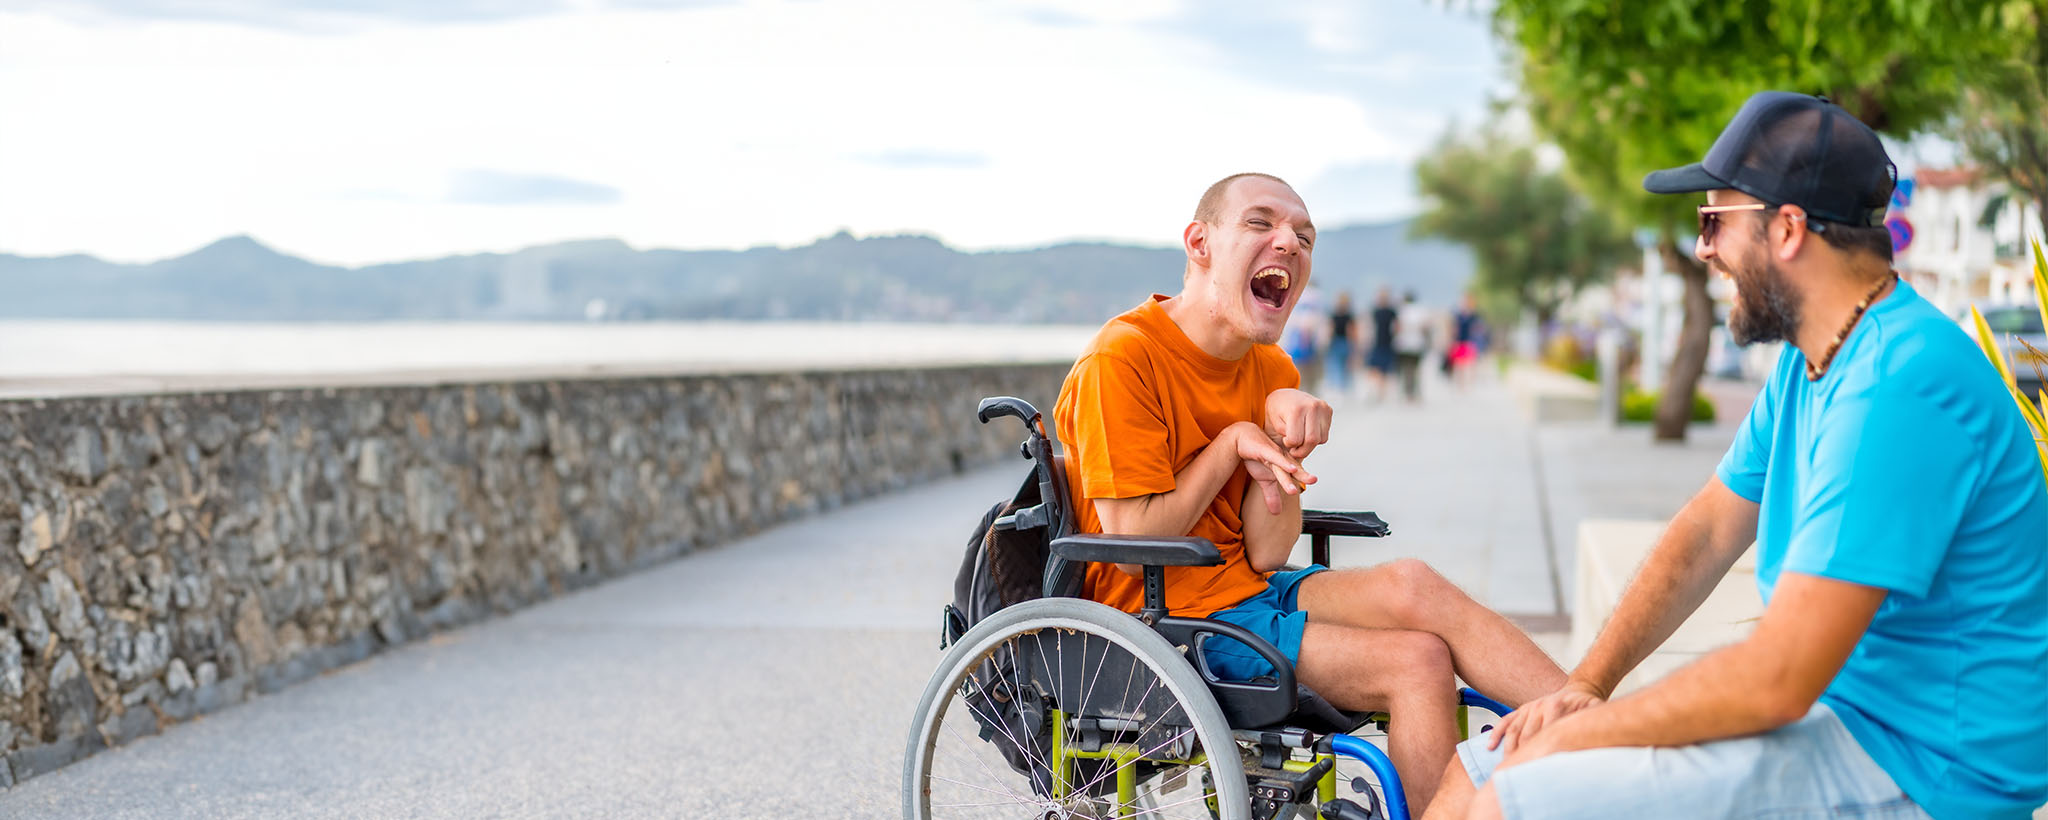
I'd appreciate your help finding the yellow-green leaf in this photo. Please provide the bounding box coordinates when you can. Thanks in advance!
[2022,388,2048,488]
[2031,236,2047,346]
[2013,378,2048,437]
[1970,305,2018,387]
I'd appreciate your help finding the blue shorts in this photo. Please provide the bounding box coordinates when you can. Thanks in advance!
[1457,703,1931,819]
[1199,565,1327,682]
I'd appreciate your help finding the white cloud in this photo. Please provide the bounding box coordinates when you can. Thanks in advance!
[0,0,1499,265]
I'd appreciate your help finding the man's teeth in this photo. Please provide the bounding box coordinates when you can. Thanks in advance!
[1255,268,1290,289]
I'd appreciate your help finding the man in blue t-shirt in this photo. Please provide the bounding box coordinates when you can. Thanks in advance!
[1426,92,2048,820]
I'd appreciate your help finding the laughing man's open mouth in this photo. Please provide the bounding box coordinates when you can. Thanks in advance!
[1251,266,1290,309]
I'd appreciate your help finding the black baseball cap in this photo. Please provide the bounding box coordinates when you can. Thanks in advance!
[1643,91,1896,228]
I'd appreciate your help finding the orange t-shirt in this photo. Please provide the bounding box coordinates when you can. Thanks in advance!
[1054,294,1299,617]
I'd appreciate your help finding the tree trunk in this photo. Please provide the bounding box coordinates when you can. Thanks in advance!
[1653,239,1714,442]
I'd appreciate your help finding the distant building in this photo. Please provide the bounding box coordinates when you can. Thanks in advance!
[1895,168,2043,315]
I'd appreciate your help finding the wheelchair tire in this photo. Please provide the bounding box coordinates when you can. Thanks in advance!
[903,597,1249,820]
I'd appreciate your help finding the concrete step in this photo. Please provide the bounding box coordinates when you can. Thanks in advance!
[1569,518,1762,697]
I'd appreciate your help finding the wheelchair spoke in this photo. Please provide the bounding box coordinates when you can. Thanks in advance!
[947,644,1060,795]
[925,773,1044,805]
[929,797,1056,810]
[933,710,1039,807]
[1078,631,1115,729]
[1054,628,1076,798]
[929,712,1055,816]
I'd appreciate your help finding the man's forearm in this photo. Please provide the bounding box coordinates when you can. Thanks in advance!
[1546,638,1807,752]
[1572,488,1753,696]
[1094,424,1252,572]
[1241,484,1301,572]
[1524,570,1885,771]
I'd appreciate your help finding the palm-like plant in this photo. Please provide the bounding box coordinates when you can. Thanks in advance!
[1968,232,2048,484]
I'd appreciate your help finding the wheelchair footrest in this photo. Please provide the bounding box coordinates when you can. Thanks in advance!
[1245,757,1334,820]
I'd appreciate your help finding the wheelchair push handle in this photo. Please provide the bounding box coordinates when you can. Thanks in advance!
[976,396,1040,426]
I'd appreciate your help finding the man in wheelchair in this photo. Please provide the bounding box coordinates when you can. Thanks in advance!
[1050,172,1567,810]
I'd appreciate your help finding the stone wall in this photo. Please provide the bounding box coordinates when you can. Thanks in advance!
[0,364,1070,787]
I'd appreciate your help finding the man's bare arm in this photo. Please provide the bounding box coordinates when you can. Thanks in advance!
[1095,421,1313,576]
[1504,572,1884,763]
[1240,477,1302,573]
[1486,477,1759,751]
[1572,477,1759,696]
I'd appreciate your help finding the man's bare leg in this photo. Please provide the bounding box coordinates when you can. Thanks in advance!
[1467,783,1504,820]
[1293,624,1460,808]
[1420,756,1475,820]
[1297,560,1566,706]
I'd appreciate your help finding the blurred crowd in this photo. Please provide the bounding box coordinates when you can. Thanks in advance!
[1282,286,1489,404]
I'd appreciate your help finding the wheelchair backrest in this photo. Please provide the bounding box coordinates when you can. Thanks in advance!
[944,397,1085,645]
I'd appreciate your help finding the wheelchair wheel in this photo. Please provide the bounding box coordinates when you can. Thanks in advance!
[904,598,1249,820]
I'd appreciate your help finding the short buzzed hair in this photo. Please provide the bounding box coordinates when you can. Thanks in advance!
[1194,172,1291,223]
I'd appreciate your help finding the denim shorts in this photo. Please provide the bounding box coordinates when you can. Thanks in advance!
[1457,703,1931,819]
[1198,565,1327,682]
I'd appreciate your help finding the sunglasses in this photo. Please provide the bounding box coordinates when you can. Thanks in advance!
[1696,202,1769,246]
[1698,201,1830,246]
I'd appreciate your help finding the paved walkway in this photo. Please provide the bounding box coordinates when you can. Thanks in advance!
[0,365,1759,817]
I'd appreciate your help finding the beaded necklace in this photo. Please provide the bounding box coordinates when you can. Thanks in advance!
[1805,273,1898,381]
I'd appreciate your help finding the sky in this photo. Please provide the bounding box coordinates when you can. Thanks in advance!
[0,0,1508,266]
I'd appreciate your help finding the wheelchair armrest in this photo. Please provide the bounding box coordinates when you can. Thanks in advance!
[1050,534,1223,567]
[1302,510,1390,538]
[1301,510,1391,571]
[1153,616,1298,729]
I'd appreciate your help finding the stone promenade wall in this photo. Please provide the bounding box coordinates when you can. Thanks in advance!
[0,364,1069,787]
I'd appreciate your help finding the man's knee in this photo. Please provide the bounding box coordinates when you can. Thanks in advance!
[1382,557,1448,589]
[1380,630,1455,691]
[1378,558,1456,624]
[1300,628,1453,703]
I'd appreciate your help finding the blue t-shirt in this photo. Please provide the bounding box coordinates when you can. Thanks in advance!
[1716,280,2048,820]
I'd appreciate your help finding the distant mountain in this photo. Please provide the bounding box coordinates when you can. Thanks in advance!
[0,222,1472,324]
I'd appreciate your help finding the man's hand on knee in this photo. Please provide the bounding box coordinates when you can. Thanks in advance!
[1485,679,1606,755]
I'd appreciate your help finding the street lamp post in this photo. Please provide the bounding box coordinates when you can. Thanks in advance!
[1637,229,1666,395]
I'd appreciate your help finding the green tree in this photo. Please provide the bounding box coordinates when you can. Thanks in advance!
[1954,0,2048,216]
[1411,117,1638,329]
[1489,0,2011,440]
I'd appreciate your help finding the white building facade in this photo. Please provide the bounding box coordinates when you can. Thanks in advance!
[1894,168,2043,315]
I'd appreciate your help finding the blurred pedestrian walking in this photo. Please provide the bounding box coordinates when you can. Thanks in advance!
[1325,291,1359,399]
[1448,292,1484,389]
[1393,290,1432,402]
[1367,286,1399,402]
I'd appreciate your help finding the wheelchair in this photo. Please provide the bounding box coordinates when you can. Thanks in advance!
[903,396,1511,820]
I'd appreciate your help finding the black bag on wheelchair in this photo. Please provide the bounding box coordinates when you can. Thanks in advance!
[939,467,1099,792]
[947,470,1047,640]
[939,470,1055,783]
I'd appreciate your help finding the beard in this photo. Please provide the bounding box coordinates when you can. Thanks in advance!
[1722,246,1802,346]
